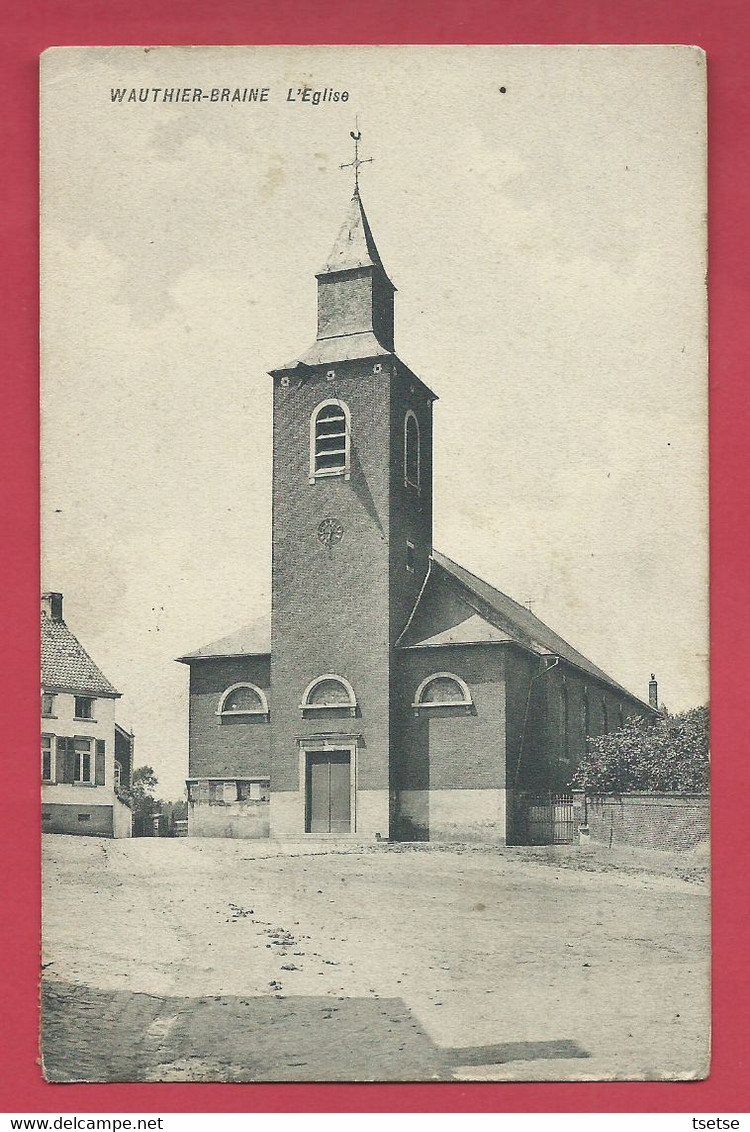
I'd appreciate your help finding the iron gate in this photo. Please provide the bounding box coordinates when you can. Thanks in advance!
[514,792,577,845]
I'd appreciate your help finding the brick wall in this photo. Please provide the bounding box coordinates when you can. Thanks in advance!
[573,791,710,850]
[388,363,433,644]
[188,655,271,779]
[271,361,394,800]
[394,645,507,793]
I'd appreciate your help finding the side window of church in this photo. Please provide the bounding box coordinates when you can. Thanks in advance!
[310,399,350,481]
[404,410,420,490]
[412,673,473,713]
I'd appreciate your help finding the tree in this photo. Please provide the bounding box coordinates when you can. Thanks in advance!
[571,706,709,794]
[117,765,159,835]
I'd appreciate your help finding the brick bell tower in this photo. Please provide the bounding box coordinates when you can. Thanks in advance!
[268,146,436,839]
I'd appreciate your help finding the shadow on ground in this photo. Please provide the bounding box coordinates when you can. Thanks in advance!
[41,980,589,1082]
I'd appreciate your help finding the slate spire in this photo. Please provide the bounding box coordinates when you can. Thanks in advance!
[316,189,396,351]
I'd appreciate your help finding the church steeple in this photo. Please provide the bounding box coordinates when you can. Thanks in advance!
[315,189,396,352]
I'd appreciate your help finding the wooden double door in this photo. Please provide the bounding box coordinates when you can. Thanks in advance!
[305,750,351,834]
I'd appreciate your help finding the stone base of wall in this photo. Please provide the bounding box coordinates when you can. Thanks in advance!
[573,792,710,851]
[42,803,114,837]
[269,789,390,838]
[113,797,133,838]
[188,798,270,838]
[397,788,507,844]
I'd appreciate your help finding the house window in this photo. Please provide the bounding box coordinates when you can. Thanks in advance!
[618,704,625,730]
[406,540,415,573]
[300,674,357,716]
[310,399,350,482]
[74,738,94,784]
[74,696,94,720]
[412,672,473,712]
[583,690,590,737]
[42,735,53,783]
[602,698,609,734]
[404,410,420,490]
[216,682,269,719]
[56,736,95,785]
[42,693,56,717]
[114,762,121,790]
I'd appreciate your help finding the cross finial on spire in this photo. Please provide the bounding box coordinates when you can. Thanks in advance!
[340,118,373,194]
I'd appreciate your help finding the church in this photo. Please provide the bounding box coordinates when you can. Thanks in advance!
[178,164,656,844]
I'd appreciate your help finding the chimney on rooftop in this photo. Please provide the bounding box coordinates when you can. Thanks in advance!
[648,673,658,710]
[41,592,64,622]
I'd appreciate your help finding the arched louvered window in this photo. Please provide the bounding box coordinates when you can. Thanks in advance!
[310,399,350,482]
[217,682,269,719]
[300,674,357,717]
[404,410,420,490]
[412,672,473,713]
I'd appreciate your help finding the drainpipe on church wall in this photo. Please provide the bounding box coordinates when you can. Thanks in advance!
[512,655,560,793]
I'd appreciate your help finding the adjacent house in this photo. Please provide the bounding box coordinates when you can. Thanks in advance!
[41,592,132,837]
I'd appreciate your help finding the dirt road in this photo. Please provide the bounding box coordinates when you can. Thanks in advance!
[41,836,710,1082]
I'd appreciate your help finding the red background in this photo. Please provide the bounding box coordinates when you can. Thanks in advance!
[1,0,748,1114]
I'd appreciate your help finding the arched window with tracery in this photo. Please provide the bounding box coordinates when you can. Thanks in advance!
[412,672,473,714]
[300,674,357,717]
[217,682,269,720]
[310,399,350,482]
[404,410,420,490]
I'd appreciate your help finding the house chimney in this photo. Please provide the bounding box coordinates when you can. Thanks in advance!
[648,673,658,710]
[41,592,64,622]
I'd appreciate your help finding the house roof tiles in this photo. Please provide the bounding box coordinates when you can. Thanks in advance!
[41,613,120,696]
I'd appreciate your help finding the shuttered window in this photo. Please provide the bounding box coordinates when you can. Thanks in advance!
[95,740,106,786]
[57,737,76,784]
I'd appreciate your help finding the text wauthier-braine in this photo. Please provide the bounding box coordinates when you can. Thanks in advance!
[110,87,350,105]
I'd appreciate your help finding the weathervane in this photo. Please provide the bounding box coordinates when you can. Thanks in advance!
[340,119,372,193]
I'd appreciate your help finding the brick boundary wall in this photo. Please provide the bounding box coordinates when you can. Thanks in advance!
[572,791,710,851]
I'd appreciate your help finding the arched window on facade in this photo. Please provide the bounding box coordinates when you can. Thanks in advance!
[583,688,590,738]
[404,410,420,490]
[412,672,473,714]
[310,399,350,482]
[602,697,609,734]
[300,674,357,717]
[217,682,269,720]
[618,704,625,730]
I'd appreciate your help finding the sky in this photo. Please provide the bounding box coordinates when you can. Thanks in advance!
[41,45,708,798]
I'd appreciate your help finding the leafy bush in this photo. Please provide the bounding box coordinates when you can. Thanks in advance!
[571,706,709,794]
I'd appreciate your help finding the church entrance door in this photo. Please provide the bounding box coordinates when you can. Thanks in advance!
[305,750,351,834]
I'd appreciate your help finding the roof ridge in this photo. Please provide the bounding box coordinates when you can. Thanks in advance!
[431,550,650,706]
